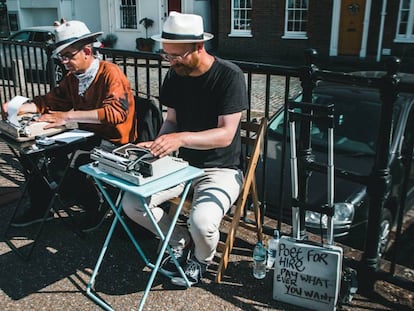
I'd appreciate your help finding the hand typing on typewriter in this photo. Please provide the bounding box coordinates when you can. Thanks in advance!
[136,118,182,158]
[37,109,100,129]
[37,110,68,128]
[137,134,181,158]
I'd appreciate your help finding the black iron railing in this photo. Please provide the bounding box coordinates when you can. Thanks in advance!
[0,40,413,295]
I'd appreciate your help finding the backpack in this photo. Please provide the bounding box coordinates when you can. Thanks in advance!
[134,96,163,143]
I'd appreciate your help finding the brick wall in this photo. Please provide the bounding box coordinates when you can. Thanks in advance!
[216,0,334,64]
[214,0,413,68]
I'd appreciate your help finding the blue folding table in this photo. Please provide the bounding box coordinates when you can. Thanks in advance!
[79,163,203,311]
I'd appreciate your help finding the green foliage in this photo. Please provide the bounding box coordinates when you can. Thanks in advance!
[102,33,118,48]
[139,17,154,38]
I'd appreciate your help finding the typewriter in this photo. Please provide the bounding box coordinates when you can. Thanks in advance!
[91,143,189,185]
[0,113,67,142]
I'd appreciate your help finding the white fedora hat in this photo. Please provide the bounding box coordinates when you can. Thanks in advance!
[151,11,213,43]
[53,20,103,56]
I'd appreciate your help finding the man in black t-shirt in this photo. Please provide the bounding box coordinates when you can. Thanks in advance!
[122,12,248,287]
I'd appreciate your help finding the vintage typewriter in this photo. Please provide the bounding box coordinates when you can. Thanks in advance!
[91,143,189,185]
[0,113,67,142]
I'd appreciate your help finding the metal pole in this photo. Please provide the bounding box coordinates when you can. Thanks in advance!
[359,56,400,292]
[297,48,318,239]
[45,44,56,88]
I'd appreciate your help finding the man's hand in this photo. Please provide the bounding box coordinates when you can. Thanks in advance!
[37,110,68,129]
[148,133,182,158]
[136,141,153,149]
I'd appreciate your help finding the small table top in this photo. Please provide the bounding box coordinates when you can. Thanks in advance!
[0,130,97,156]
[79,163,204,198]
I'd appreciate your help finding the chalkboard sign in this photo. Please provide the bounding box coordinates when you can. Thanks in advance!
[273,236,343,311]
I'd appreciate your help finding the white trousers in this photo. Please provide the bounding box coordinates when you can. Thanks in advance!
[122,168,243,264]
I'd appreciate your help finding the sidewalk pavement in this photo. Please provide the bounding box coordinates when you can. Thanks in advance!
[0,140,413,311]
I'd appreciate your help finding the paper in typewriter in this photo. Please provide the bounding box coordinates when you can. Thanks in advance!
[7,96,30,126]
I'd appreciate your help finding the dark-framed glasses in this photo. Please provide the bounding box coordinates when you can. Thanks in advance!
[57,49,82,62]
[160,48,195,62]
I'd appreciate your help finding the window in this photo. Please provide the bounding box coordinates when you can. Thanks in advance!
[395,0,414,42]
[0,4,10,37]
[8,12,19,32]
[120,0,137,29]
[230,0,252,37]
[283,0,308,39]
[32,31,53,43]
[10,31,30,41]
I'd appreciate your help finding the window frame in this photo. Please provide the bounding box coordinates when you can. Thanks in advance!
[229,0,253,38]
[282,0,309,40]
[8,12,19,33]
[395,0,414,43]
[119,0,138,30]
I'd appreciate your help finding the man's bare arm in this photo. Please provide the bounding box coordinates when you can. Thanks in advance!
[149,111,242,157]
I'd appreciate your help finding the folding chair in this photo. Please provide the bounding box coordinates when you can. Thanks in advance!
[168,117,267,283]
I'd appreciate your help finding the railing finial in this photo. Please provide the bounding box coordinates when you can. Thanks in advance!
[384,56,400,76]
[304,48,318,67]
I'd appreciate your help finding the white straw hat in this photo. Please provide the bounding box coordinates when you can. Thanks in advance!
[53,20,103,56]
[151,11,213,43]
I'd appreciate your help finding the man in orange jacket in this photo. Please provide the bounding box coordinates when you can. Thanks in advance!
[2,20,137,231]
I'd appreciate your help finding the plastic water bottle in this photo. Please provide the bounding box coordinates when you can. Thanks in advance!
[253,241,267,279]
[267,229,280,269]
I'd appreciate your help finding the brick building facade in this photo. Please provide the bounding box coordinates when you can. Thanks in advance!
[213,1,414,70]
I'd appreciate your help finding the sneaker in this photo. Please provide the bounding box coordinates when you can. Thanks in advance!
[160,243,192,277]
[78,202,111,233]
[10,210,54,227]
[171,256,207,287]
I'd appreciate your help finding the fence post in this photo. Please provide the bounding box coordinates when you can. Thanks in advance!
[297,48,318,239]
[45,44,56,88]
[359,56,401,292]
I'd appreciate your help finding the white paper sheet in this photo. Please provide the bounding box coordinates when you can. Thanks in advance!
[7,95,30,126]
[50,129,94,144]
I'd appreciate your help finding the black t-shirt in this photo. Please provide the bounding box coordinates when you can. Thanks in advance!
[160,57,248,168]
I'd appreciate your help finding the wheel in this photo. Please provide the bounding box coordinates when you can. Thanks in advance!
[344,207,393,257]
[54,61,67,83]
[377,208,393,257]
[46,59,67,84]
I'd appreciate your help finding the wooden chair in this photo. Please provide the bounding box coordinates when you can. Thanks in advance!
[168,117,267,283]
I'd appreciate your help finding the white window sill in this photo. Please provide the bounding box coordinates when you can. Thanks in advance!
[117,28,139,32]
[394,38,414,43]
[282,35,308,40]
[228,32,253,38]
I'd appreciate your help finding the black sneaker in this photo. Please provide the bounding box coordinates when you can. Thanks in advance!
[160,243,192,277]
[171,256,207,287]
[10,210,54,227]
[78,202,111,233]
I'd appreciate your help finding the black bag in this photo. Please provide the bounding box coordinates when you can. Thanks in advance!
[134,96,163,143]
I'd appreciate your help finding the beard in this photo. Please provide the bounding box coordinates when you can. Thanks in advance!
[171,63,193,76]
[171,57,198,76]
